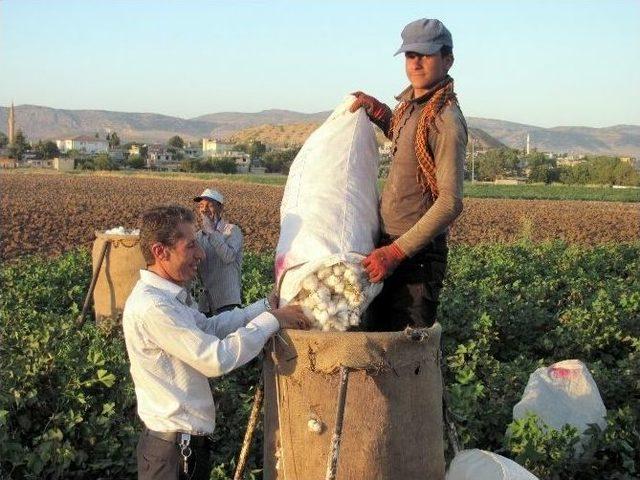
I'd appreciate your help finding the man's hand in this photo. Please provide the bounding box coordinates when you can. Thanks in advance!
[350,91,389,121]
[267,289,279,310]
[362,243,407,283]
[271,305,312,330]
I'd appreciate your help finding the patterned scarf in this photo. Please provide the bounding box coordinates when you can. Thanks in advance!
[388,76,458,202]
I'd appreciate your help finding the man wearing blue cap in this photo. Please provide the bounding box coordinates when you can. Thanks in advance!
[352,18,468,331]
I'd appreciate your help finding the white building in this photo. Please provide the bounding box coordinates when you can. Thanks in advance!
[202,138,234,158]
[53,157,75,172]
[183,142,203,158]
[56,135,108,155]
[147,145,173,167]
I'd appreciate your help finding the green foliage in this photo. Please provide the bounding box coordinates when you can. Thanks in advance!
[167,135,185,149]
[8,129,29,160]
[262,148,299,174]
[92,154,119,171]
[181,158,237,174]
[475,148,520,181]
[34,140,60,160]
[440,242,640,478]
[558,156,640,187]
[106,132,120,149]
[463,182,640,202]
[125,155,145,169]
[2,243,638,478]
[0,131,8,148]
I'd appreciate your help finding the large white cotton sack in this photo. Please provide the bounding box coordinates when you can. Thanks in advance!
[275,95,382,305]
[513,359,607,448]
[446,449,539,480]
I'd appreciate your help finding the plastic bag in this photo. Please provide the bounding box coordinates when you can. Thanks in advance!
[446,449,539,480]
[275,95,382,326]
[513,359,607,449]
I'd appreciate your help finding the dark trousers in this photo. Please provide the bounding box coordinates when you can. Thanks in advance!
[137,428,213,480]
[363,234,448,332]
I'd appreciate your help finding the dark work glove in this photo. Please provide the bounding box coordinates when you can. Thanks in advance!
[349,91,392,134]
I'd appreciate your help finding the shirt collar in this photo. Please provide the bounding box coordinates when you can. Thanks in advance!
[394,75,453,103]
[139,269,190,304]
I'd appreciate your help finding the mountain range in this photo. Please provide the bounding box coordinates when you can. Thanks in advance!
[1,104,638,158]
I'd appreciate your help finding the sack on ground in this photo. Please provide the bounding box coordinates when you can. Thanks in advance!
[275,95,382,330]
[512,359,607,450]
[446,449,539,480]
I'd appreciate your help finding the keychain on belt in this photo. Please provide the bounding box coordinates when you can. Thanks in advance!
[179,433,192,475]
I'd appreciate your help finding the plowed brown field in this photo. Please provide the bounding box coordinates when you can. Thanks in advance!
[1,173,638,260]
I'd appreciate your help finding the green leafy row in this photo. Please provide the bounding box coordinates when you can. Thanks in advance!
[1,243,638,478]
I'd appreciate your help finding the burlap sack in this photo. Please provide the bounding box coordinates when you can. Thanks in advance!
[263,324,445,480]
[92,231,145,322]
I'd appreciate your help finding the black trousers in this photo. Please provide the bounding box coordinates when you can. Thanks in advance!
[137,429,213,480]
[363,234,448,332]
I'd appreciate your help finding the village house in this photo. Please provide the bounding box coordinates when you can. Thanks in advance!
[202,138,234,157]
[146,144,173,167]
[56,135,108,155]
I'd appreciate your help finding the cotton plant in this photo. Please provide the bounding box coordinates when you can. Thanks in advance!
[291,261,372,331]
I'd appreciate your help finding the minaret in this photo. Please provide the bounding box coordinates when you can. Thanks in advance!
[8,101,15,144]
[526,133,530,155]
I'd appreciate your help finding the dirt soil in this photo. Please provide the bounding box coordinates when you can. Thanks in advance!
[2,173,638,260]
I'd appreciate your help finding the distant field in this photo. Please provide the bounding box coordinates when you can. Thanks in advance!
[2,173,639,260]
[82,170,640,202]
[464,182,640,202]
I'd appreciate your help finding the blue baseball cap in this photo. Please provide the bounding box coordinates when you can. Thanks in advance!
[394,18,453,56]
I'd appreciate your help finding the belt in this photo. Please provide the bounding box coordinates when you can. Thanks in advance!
[144,428,212,448]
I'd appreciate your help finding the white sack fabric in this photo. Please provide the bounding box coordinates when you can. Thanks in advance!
[513,359,607,449]
[275,95,382,329]
[446,449,539,480]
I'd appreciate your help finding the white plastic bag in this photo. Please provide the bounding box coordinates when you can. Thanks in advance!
[513,359,607,449]
[275,95,382,325]
[446,449,539,480]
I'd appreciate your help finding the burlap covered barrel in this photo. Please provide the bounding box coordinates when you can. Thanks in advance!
[92,231,146,322]
[263,324,444,480]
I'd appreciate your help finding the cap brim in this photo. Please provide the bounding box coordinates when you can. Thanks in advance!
[193,196,203,202]
[394,43,443,56]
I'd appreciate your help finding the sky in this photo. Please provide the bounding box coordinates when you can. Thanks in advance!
[0,0,639,128]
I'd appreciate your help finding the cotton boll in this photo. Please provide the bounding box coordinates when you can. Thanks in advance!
[336,299,348,313]
[301,306,314,321]
[333,321,347,332]
[315,309,329,324]
[317,286,331,302]
[316,301,328,311]
[333,264,346,277]
[337,311,350,324]
[303,296,316,309]
[325,275,339,287]
[327,302,338,316]
[302,275,319,291]
[333,282,344,294]
[349,312,360,326]
[317,267,332,280]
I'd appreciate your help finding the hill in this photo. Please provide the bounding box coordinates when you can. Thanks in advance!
[1,104,637,157]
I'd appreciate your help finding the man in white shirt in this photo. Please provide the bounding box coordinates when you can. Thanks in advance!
[123,204,309,480]
[194,188,243,315]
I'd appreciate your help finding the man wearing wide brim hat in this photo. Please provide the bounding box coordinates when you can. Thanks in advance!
[193,188,244,315]
[351,18,468,331]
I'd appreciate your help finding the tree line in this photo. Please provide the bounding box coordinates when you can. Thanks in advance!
[466,148,639,186]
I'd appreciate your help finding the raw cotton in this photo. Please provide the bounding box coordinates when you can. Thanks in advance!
[275,95,383,330]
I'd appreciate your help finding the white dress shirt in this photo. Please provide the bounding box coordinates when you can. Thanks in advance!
[123,269,278,434]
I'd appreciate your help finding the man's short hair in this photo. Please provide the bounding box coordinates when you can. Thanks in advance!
[139,205,195,265]
[440,45,453,57]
